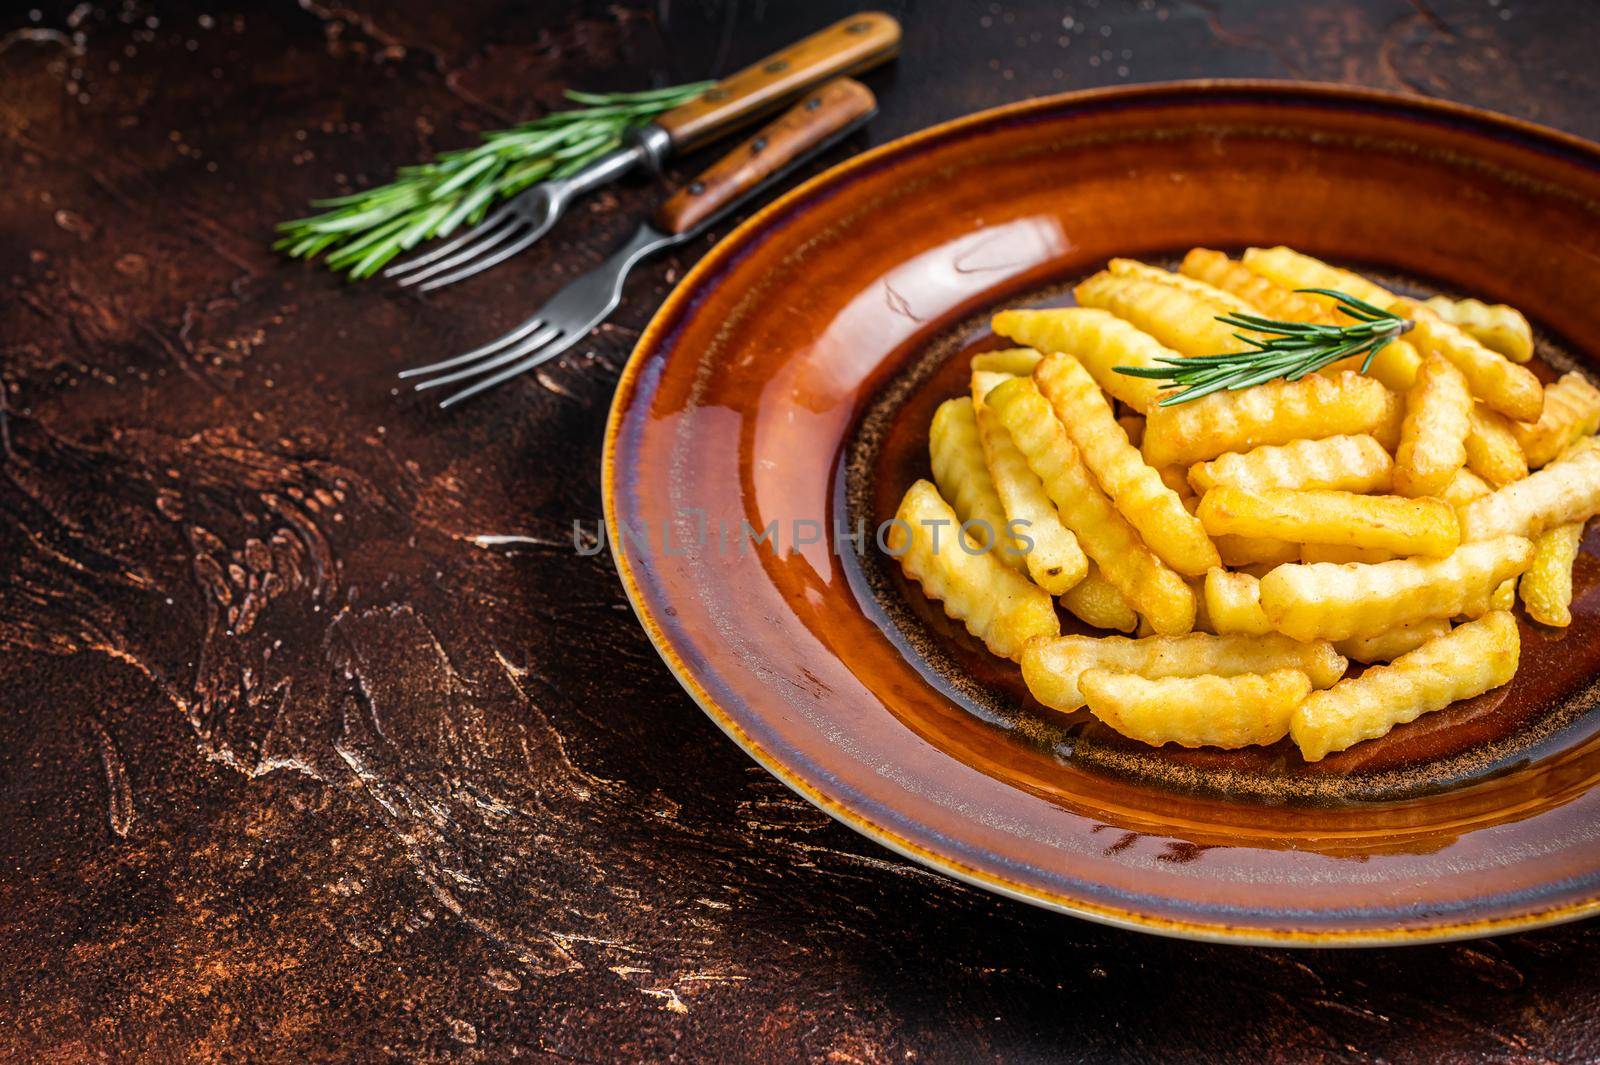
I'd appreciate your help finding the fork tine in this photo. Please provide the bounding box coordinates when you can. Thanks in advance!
[393,215,531,288]
[398,317,548,379]
[414,222,555,292]
[437,330,586,408]
[384,200,522,278]
[412,325,562,391]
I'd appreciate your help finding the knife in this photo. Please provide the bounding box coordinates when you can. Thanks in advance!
[387,11,901,290]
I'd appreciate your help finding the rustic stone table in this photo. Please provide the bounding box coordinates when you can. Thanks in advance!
[4,1,1599,1059]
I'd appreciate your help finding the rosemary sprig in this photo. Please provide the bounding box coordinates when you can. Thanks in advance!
[1115,289,1414,406]
[274,81,715,279]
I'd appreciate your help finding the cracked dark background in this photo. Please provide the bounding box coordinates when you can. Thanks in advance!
[3,1,1600,1061]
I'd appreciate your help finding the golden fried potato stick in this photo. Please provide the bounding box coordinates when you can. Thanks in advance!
[888,481,1059,660]
[1204,568,1274,636]
[1107,257,1256,314]
[990,307,1179,414]
[1214,534,1301,568]
[1520,522,1584,627]
[1187,434,1393,495]
[930,397,1027,569]
[1060,564,1139,633]
[1073,270,1244,357]
[1421,295,1533,363]
[1510,372,1600,469]
[1439,467,1492,508]
[1391,297,1544,422]
[972,391,1090,595]
[1334,618,1451,664]
[1022,631,1345,711]
[1238,246,1421,390]
[1459,439,1600,542]
[1241,245,1396,307]
[971,347,1044,376]
[1300,544,1396,564]
[1291,611,1519,761]
[987,377,1196,634]
[1081,668,1312,749]
[1179,248,1337,324]
[1198,486,1461,558]
[970,368,1014,405]
[1464,405,1528,488]
[1394,354,1472,498]
[1142,370,1396,468]
[1034,352,1220,576]
[1258,536,1533,641]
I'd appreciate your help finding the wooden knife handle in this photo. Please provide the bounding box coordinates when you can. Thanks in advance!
[655,12,899,153]
[653,79,875,236]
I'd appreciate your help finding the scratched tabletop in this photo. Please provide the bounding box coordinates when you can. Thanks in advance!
[4,1,1599,1061]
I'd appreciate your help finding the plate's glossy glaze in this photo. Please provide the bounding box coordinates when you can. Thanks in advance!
[603,82,1600,945]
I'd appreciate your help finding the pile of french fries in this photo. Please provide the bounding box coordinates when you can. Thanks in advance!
[891,246,1600,762]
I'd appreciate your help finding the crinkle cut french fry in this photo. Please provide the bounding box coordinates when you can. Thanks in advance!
[1511,372,1600,469]
[1061,564,1139,633]
[1464,405,1528,488]
[1459,439,1600,542]
[1300,544,1395,564]
[990,308,1177,414]
[1158,465,1196,510]
[973,391,1090,595]
[1334,618,1451,664]
[1214,534,1300,568]
[1034,352,1220,576]
[1292,611,1518,761]
[1394,354,1472,498]
[986,376,1196,634]
[1142,370,1396,468]
[930,397,1026,569]
[1458,576,1516,619]
[1107,257,1256,314]
[1022,631,1346,711]
[1393,297,1544,423]
[1081,668,1311,749]
[1422,295,1534,363]
[1073,270,1245,357]
[888,481,1059,660]
[970,347,1044,377]
[1240,245,1396,308]
[1119,414,1146,448]
[1179,248,1337,325]
[970,368,1014,405]
[1439,467,1492,508]
[1187,435,1392,495]
[1257,536,1533,641]
[1520,522,1583,627]
[1238,246,1421,390]
[1205,568,1274,635]
[1198,486,1461,558]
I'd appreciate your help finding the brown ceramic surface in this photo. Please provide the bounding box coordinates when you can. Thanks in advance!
[604,81,1600,945]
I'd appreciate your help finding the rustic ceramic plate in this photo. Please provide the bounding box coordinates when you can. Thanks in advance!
[603,81,1600,945]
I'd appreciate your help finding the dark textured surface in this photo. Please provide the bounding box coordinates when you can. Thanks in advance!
[3,1,1600,1060]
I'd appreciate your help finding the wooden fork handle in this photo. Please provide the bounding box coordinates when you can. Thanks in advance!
[653,79,875,236]
[655,12,899,153]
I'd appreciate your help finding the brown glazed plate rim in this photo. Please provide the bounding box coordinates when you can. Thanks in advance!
[601,80,1600,946]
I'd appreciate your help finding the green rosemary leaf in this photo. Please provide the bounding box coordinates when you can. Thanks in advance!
[275,80,715,278]
[1114,289,1414,406]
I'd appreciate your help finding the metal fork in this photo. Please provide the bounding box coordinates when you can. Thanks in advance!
[400,78,876,408]
[381,13,900,292]
[381,135,666,292]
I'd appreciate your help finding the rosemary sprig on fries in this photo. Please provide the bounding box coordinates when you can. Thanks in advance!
[1116,289,1414,406]
[274,81,714,279]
